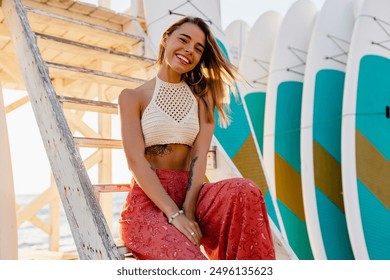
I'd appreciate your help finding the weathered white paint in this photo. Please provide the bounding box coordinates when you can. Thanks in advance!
[0,83,18,260]
[2,0,120,259]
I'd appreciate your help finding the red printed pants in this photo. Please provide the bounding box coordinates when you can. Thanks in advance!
[119,169,275,260]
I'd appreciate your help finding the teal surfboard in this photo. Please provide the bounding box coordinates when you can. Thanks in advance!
[300,0,356,260]
[214,38,282,234]
[342,0,390,260]
[263,0,317,260]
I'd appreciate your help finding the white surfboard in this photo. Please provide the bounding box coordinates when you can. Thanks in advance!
[236,10,286,245]
[342,0,390,260]
[224,19,250,67]
[142,0,225,53]
[300,0,356,260]
[263,0,317,259]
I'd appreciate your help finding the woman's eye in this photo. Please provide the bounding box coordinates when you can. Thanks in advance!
[179,38,186,42]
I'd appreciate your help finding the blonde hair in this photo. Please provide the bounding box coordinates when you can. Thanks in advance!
[157,16,237,127]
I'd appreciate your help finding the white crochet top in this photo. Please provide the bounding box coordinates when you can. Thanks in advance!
[141,76,199,147]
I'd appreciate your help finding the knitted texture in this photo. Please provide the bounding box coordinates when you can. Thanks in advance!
[141,76,199,147]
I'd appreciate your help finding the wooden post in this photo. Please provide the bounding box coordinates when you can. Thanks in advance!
[0,83,18,260]
[2,0,120,259]
[98,62,113,231]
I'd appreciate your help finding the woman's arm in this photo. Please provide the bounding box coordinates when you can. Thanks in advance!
[118,88,180,217]
[182,93,215,221]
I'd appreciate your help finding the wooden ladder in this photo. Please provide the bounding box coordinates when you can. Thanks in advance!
[2,0,152,259]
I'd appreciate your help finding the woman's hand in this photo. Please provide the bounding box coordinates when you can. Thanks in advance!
[170,210,202,247]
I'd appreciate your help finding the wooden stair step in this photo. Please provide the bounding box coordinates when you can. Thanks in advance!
[46,61,146,84]
[35,32,156,65]
[116,241,134,260]
[58,95,118,114]
[74,137,122,149]
[24,5,144,46]
[92,183,131,202]
[92,183,131,194]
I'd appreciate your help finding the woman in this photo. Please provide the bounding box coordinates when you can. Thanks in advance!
[118,16,275,260]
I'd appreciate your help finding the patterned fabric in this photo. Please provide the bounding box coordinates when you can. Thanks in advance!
[141,76,199,147]
[119,169,275,260]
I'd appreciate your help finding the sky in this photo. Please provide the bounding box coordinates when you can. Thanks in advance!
[3,0,325,195]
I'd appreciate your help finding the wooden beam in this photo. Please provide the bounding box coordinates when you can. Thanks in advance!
[23,0,119,31]
[47,67,140,89]
[5,95,29,113]
[98,77,113,230]
[93,184,131,193]
[46,61,146,85]
[16,187,56,227]
[24,5,143,42]
[15,203,51,233]
[3,0,120,259]
[93,184,131,201]
[73,137,122,149]
[0,82,18,260]
[35,32,156,64]
[58,95,118,114]
[83,150,103,170]
[65,112,102,138]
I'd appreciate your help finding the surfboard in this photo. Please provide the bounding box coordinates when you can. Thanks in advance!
[236,10,285,238]
[142,0,225,54]
[342,0,390,260]
[263,0,317,260]
[300,0,355,260]
[0,87,18,259]
[224,19,250,67]
[238,11,282,161]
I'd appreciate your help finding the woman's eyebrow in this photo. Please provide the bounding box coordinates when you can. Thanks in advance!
[179,33,205,49]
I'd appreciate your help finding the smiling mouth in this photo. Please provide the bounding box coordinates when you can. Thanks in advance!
[177,54,190,64]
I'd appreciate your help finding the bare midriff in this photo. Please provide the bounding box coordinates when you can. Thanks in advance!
[145,143,192,171]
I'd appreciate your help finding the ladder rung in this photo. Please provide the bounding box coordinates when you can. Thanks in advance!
[116,241,134,260]
[24,5,144,43]
[93,184,131,204]
[35,32,156,64]
[58,95,118,114]
[93,184,131,193]
[74,137,123,149]
[46,61,146,84]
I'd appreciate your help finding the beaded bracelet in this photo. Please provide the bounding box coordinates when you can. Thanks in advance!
[168,209,184,224]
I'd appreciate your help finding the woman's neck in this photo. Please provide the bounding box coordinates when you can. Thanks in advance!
[157,66,182,83]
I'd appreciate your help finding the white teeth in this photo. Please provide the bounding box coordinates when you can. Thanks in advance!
[177,54,189,64]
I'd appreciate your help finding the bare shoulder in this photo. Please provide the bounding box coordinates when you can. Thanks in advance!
[118,78,156,109]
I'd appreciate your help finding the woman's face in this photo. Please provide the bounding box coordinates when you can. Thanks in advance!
[163,22,206,75]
